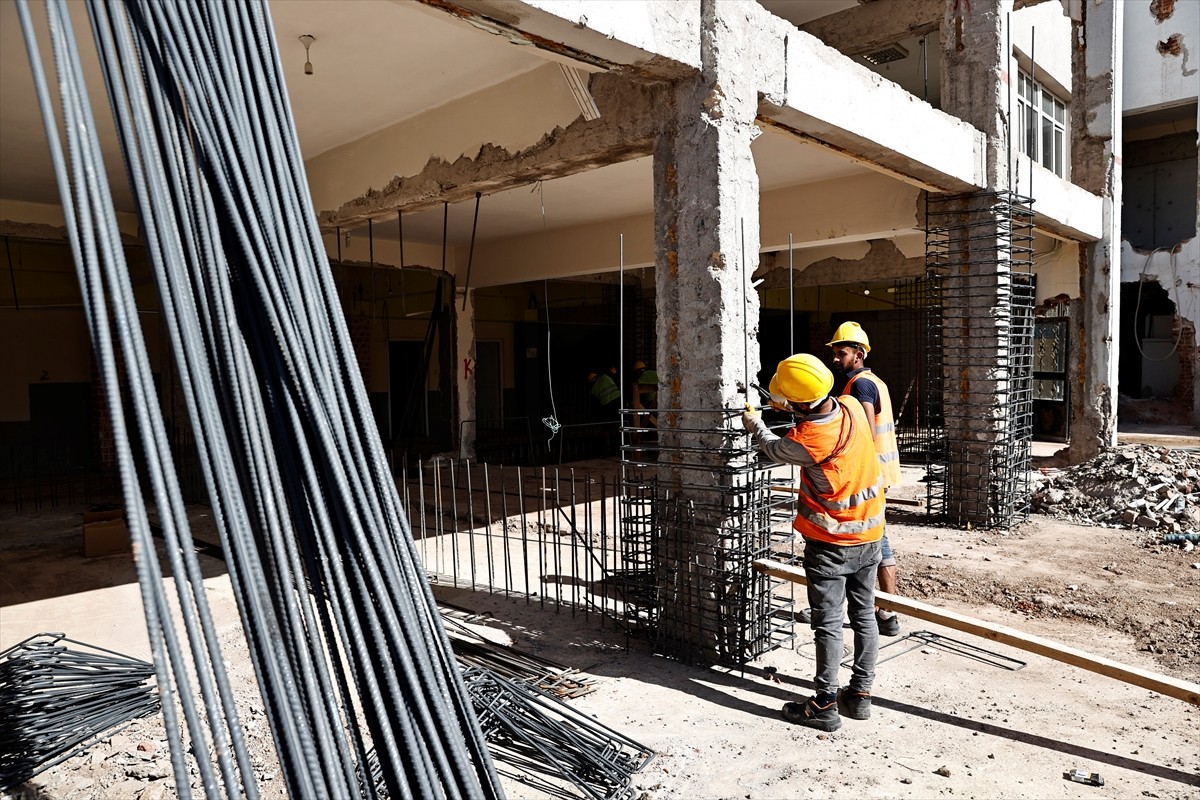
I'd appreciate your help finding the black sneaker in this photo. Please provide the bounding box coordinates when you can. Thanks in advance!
[837,687,871,720]
[782,697,841,731]
[876,611,900,637]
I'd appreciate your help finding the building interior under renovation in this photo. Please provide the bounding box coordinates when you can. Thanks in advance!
[0,0,1197,798]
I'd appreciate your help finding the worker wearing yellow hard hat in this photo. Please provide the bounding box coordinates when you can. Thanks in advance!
[828,321,903,638]
[741,352,885,733]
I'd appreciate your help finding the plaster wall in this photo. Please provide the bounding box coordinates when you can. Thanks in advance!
[760,173,923,251]
[465,171,926,288]
[304,63,581,215]
[1011,1,1073,93]
[1121,238,1200,326]
[1032,237,1080,303]
[1122,0,1200,114]
[0,199,140,238]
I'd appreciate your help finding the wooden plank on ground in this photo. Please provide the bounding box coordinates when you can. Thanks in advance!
[752,558,1200,706]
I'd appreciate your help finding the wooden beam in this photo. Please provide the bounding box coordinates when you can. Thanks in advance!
[753,558,1200,706]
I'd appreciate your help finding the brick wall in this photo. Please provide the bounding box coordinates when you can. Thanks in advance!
[1175,316,1195,411]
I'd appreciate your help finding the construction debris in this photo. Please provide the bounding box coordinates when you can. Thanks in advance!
[1031,445,1200,535]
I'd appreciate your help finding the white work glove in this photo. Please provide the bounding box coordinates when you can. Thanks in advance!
[742,406,761,433]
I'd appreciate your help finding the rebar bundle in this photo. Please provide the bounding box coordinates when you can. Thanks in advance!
[16,1,501,797]
[0,634,159,789]
[462,668,654,800]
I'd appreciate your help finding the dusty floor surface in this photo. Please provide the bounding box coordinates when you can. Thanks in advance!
[2,471,1198,799]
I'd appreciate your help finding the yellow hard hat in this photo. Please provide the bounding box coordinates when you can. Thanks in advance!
[633,360,646,371]
[771,354,834,405]
[825,321,871,353]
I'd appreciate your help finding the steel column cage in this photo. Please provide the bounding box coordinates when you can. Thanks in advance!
[618,409,799,665]
[924,190,1036,529]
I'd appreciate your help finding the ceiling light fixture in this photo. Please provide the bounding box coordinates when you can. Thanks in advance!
[862,42,908,65]
[299,34,315,75]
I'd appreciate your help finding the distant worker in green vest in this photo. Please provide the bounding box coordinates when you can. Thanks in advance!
[630,360,658,417]
[828,321,903,637]
[588,367,620,413]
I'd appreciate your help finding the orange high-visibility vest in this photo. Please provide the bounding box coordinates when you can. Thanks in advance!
[785,398,885,546]
[843,370,902,490]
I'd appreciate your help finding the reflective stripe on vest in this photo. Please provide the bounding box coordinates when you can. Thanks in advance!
[843,370,902,489]
[785,398,886,546]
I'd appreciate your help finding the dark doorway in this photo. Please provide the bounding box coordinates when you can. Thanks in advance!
[29,382,93,473]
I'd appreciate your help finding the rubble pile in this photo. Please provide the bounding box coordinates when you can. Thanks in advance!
[1031,444,1200,535]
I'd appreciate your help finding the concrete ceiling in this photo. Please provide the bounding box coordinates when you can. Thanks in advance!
[1,0,874,249]
[756,0,859,28]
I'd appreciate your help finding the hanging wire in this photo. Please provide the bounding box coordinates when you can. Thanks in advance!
[1135,248,1183,362]
[462,192,481,311]
[536,181,560,444]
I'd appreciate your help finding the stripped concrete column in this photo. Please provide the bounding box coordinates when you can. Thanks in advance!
[937,0,1021,525]
[1067,0,1122,461]
[653,0,766,660]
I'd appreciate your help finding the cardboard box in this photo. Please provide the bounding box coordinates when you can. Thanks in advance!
[83,511,131,558]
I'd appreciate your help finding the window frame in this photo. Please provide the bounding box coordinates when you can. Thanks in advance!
[1016,69,1068,178]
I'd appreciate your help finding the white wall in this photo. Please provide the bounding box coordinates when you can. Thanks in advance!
[1011,1,1074,95]
[1123,0,1200,114]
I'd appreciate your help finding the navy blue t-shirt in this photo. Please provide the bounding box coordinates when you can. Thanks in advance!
[843,367,880,410]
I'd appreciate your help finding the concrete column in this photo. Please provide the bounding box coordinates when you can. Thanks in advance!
[456,287,477,461]
[937,0,1021,525]
[1067,0,1122,461]
[652,0,763,660]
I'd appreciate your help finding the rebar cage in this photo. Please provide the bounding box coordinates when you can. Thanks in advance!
[924,190,1036,529]
[618,408,799,665]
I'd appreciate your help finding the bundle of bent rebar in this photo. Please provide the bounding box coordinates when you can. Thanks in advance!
[16,1,502,798]
[0,634,159,789]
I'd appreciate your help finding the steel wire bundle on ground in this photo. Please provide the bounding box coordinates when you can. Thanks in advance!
[17,1,502,797]
[461,668,653,800]
[0,634,160,789]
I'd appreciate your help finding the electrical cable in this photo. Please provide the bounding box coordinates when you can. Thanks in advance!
[1134,247,1183,362]
[535,182,560,445]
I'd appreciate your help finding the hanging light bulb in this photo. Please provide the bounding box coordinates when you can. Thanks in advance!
[299,34,315,75]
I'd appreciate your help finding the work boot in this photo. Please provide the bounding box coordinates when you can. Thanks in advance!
[782,696,841,732]
[837,687,871,720]
[876,610,900,637]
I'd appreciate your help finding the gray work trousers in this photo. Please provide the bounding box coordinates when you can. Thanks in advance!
[803,536,882,695]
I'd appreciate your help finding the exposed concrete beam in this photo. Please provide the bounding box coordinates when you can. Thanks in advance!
[415,0,700,79]
[762,30,984,193]
[799,0,1052,57]
[316,74,666,232]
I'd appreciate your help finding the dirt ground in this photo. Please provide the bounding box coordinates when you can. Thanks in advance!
[3,474,1198,799]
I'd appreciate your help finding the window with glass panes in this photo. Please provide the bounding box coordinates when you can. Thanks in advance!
[1017,70,1067,177]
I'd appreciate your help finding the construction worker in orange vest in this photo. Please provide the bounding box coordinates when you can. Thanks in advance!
[743,354,884,732]
[827,322,903,637]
